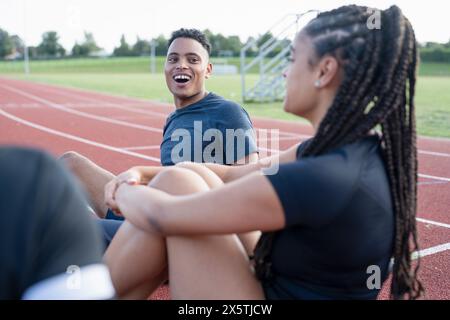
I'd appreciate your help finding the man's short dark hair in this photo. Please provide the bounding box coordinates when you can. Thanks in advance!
[168,28,211,56]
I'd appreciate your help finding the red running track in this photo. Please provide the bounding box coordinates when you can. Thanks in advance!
[0,77,448,300]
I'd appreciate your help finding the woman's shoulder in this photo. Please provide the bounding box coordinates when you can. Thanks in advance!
[290,135,382,188]
[297,135,381,162]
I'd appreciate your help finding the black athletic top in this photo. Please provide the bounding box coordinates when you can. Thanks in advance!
[264,135,394,299]
[0,147,105,299]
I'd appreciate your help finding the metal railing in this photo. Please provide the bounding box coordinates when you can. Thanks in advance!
[240,11,319,103]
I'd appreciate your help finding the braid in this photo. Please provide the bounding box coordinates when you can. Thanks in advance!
[253,5,423,299]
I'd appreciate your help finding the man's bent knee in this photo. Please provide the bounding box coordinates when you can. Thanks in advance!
[60,151,83,166]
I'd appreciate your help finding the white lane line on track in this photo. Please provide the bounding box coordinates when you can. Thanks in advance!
[2,84,450,182]
[0,108,161,163]
[122,145,161,151]
[418,181,448,186]
[419,174,450,183]
[2,107,450,258]
[17,82,170,118]
[417,218,450,229]
[4,83,450,156]
[257,147,450,182]
[5,77,171,107]
[419,150,450,158]
[412,242,450,260]
[0,85,164,133]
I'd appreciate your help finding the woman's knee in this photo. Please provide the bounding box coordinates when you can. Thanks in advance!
[175,162,223,188]
[149,167,210,195]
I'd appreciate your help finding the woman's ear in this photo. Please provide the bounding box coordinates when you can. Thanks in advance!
[315,56,340,88]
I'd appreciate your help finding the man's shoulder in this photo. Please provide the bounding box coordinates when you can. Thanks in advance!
[207,93,250,119]
[207,93,242,108]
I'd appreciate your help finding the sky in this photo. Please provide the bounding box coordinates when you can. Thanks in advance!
[0,0,449,53]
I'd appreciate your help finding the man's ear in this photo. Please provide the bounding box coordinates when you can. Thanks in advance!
[205,62,212,79]
[315,56,339,88]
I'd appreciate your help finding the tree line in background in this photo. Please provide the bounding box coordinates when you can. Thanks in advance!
[1,27,450,63]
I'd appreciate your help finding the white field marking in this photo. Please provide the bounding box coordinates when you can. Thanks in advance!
[62,102,122,109]
[419,150,450,158]
[418,181,448,186]
[4,82,450,160]
[8,81,450,157]
[2,89,450,183]
[4,77,450,144]
[0,108,161,163]
[22,82,169,118]
[122,145,161,151]
[416,218,450,229]
[412,242,450,260]
[419,174,450,182]
[259,144,450,183]
[8,77,171,108]
[0,84,163,134]
[258,146,450,163]
[258,130,450,157]
[257,136,304,142]
[0,102,43,109]
[110,115,157,121]
[274,131,312,139]
[2,104,450,236]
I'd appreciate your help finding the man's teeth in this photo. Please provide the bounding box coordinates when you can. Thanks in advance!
[174,75,191,80]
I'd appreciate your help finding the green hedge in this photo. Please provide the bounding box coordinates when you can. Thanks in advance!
[420,48,450,63]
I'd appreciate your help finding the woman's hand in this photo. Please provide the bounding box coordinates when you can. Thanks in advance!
[104,169,142,214]
[115,183,172,234]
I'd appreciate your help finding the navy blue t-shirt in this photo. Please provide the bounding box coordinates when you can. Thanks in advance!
[264,135,394,299]
[103,93,257,228]
[161,93,258,166]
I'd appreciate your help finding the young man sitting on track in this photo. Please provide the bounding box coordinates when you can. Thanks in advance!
[60,28,259,252]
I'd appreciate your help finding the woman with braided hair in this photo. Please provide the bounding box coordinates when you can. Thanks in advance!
[104,5,423,300]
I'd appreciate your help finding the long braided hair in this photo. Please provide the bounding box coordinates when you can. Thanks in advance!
[253,5,424,299]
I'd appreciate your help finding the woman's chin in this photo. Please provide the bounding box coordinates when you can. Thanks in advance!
[283,105,296,115]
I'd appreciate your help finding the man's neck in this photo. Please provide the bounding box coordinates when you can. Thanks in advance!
[174,91,208,109]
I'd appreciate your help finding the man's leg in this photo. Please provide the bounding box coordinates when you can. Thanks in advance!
[60,151,114,218]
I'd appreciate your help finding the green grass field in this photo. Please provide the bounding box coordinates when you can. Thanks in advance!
[1,58,449,138]
[2,57,450,76]
[0,57,269,74]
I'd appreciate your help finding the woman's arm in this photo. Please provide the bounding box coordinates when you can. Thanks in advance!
[107,142,300,212]
[117,142,300,186]
[115,171,286,236]
[182,142,301,183]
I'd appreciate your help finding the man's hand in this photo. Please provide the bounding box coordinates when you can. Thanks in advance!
[104,169,141,214]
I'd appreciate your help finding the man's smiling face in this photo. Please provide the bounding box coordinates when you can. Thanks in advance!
[164,37,212,103]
